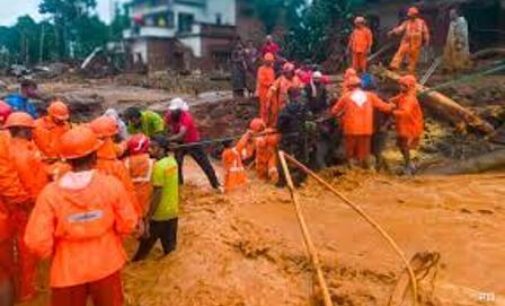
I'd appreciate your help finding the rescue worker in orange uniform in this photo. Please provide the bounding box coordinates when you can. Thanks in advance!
[391,75,424,175]
[348,16,373,73]
[33,98,71,160]
[389,7,430,74]
[221,136,248,193]
[240,118,266,163]
[90,116,142,218]
[332,76,394,167]
[0,102,31,306]
[255,128,280,183]
[4,112,49,302]
[124,134,154,216]
[24,126,138,306]
[256,53,276,124]
[267,62,303,127]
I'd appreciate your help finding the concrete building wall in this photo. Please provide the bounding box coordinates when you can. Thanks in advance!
[130,39,148,64]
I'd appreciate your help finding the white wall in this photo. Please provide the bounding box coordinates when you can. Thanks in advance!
[173,0,236,28]
[179,36,203,57]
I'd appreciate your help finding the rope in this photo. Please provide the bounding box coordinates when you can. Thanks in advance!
[282,153,418,306]
[278,151,334,306]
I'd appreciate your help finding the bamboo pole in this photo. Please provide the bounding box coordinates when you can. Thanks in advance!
[282,153,418,306]
[278,151,334,306]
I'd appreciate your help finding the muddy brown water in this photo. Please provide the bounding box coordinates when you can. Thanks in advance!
[23,161,504,306]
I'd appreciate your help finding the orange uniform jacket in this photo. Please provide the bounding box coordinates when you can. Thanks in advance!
[33,117,71,159]
[256,65,276,123]
[96,139,141,217]
[255,128,279,181]
[267,76,303,126]
[124,154,154,216]
[332,90,393,136]
[392,92,424,139]
[349,27,373,53]
[0,131,30,241]
[10,138,49,200]
[24,171,137,287]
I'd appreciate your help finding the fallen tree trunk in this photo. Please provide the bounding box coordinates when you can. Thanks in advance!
[422,149,505,175]
[370,66,495,134]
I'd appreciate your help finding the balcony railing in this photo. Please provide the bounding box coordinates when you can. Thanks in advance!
[123,26,176,39]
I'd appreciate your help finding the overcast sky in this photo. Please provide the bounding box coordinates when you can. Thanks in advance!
[0,0,125,26]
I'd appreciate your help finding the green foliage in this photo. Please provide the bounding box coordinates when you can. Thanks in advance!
[110,3,130,41]
[254,0,366,64]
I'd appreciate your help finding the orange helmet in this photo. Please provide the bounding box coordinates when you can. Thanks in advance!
[344,68,357,80]
[90,116,119,138]
[249,118,266,132]
[127,133,150,155]
[347,76,362,87]
[399,75,417,89]
[407,7,419,17]
[264,52,275,62]
[0,101,12,124]
[48,101,70,121]
[59,126,103,160]
[283,62,295,73]
[354,16,366,25]
[4,112,35,129]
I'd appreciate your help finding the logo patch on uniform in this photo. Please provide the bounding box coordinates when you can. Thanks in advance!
[67,210,104,223]
[351,90,367,107]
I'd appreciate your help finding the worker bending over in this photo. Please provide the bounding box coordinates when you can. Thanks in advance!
[33,98,71,160]
[348,16,373,73]
[124,134,155,216]
[124,106,165,138]
[166,98,222,192]
[391,75,424,175]
[221,137,248,193]
[24,126,138,306]
[256,53,276,124]
[132,136,179,261]
[5,112,49,302]
[389,7,430,74]
[332,76,393,168]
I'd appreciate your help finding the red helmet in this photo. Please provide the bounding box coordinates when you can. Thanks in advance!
[0,101,12,124]
[127,134,150,155]
[283,62,295,73]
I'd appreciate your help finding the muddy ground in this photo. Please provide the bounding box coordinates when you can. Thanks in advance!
[24,162,505,306]
[5,72,504,306]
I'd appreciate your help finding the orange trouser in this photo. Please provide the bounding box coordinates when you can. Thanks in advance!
[11,209,37,302]
[0,239,14,283]
[51,271,123,306]
[345,135,371,162]
[352,52,368,73]
[390,43,421,74]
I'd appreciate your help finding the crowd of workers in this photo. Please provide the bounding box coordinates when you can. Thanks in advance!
[0,4,471,306]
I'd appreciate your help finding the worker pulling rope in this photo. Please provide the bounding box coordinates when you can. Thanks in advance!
[281,152,419,306]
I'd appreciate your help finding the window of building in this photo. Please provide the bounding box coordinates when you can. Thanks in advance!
[178,13,194,33]
[216,13,222,25]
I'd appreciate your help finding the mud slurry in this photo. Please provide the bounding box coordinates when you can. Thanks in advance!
[119,169,504,306]
[22,170,504,306]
